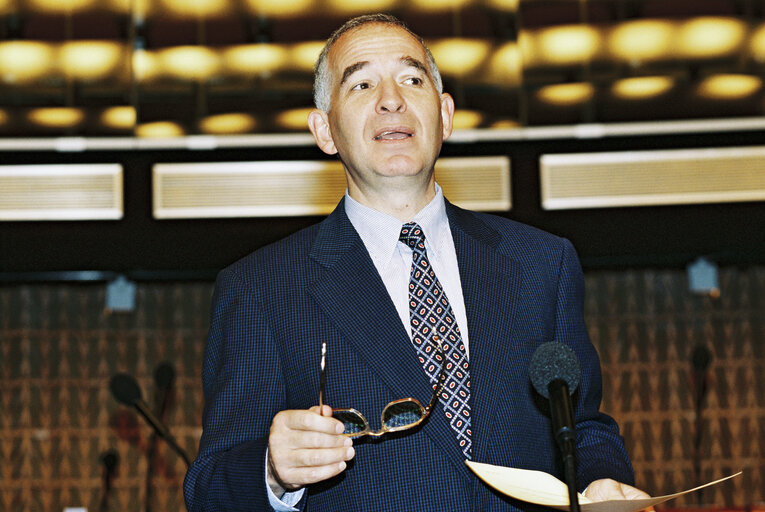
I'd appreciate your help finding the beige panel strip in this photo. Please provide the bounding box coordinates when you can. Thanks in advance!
[0,165,123,221]
[541,146,765,210]
[153,156,510,219]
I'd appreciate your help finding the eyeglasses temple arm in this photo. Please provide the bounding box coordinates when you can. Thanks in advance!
[319,341,326,408]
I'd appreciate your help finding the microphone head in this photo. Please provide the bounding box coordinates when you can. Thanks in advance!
[691,344,712,371]
[154,362,176,391]
[529,341,581,399]
[100,450,120,471]
[109,373,142,405]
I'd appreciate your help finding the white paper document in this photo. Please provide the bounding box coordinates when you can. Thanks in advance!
[466,460,741,512]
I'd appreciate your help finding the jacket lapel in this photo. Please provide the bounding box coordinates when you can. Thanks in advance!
[306,202,475,478]
[306,202,434,417]
[446,203,524,466]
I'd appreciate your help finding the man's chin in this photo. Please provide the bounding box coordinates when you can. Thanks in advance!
[374,155,433,178]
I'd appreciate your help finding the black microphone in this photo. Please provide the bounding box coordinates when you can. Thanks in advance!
[154,362,176,392]
[529,341,582,512]
[99,450,119,512]
[153,362,176,421]
[109,373,191,467]
[691,344,712,505]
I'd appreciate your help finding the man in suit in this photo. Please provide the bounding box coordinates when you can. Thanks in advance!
[184,13,651,511]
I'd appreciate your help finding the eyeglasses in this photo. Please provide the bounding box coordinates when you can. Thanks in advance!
[319,341,446,438]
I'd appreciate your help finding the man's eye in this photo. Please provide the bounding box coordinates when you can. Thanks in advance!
[351,82,370,90]
[405,77,423,86]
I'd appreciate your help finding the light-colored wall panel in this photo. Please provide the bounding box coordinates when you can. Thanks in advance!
[153,156,510,219]
[541,146,765,210]
[0,165,123,221]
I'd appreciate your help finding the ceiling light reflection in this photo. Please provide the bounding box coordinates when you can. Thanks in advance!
[60,41,126,81]
[750,23,765,62]
[136,121,186,138]
[452,110,484,129]
[612,76,674,99]
[523,25,602,66]
[697,74,762,99]
[106,0,152,16]
[27,0,98,13]
[0,0,13,15]
[290,41,324,72]
[0,41,54,84]
[243,0,313,17]
[490,119,520,129]
[160,46,220,81]
[678,17,746,59]
[133,50,161,82]
[160,0,231,17]
[223,44,288,76]
[485,0,518,11]
[487,42,522,86]
[410,0,473,10]
[536,83,594,106]
[609,20,674,63]
[101,107,136,130]
[28,108,85,128]
[199,113,257,134]
[430,39,491,77]
[327,0,397,14]
[275,108,312,131]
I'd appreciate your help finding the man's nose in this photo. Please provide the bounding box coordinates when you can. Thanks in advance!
[376,80,406,113]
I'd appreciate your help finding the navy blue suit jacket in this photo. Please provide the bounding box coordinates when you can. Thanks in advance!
[184,199,634,511]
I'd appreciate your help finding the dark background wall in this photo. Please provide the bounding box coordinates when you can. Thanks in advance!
[2,129,765,276]
[1,266,763,511]
[1,129,764,510]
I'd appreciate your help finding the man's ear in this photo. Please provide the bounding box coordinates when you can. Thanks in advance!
[440,92,455,142]
[307,109,337,155]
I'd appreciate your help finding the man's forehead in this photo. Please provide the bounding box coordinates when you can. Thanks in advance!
[329,23,426,67]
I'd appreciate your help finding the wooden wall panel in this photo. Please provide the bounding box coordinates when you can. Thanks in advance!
[1,267,763,510]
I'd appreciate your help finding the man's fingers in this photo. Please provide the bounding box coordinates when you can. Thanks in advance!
[268,408,353,491]
[291,445,355,468]
[269,444,354,491]
[584,479,653,510]
[276,460,349,489]
[274,408,345,435]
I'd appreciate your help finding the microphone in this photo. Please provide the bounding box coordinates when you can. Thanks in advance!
[98,450,119,512]
[154,362,176,393]
[109,373,191,467]
[529,341,582,512]
[691,344,712,505]
[153,362,176,421]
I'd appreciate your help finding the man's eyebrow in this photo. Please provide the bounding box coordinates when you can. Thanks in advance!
[339,56,431,86]
[340,61,368,86]
[401,56,429,76]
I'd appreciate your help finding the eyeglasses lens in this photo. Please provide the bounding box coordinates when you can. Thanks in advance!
[332,410,369,435]
[381,401,424,430]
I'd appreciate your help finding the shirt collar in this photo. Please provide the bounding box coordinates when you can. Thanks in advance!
[344,183,449,267]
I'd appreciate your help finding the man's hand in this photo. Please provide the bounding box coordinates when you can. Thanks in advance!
[584,479,655,511]
[267,405,354,498]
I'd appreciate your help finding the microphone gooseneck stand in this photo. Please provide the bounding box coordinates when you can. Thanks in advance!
[691,344,712,507]
[98,450,119,512]
[529,341,583,512]
[548,378,580,512]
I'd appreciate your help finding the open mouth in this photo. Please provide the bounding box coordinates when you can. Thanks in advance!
[374,130,414,141]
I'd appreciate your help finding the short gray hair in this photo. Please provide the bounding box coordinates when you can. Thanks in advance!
[313,13,443,112]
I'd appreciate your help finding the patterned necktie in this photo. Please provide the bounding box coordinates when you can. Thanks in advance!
[399,222,472,458]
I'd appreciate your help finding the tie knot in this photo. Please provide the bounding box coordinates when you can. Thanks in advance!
[399,222,426,250]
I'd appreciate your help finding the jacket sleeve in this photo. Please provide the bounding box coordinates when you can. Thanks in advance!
[553,238,635,489]
[183,265,298,511]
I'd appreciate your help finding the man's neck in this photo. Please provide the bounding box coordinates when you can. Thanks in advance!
[347,177,436,222]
